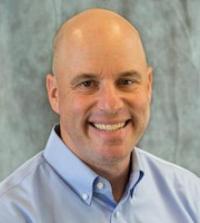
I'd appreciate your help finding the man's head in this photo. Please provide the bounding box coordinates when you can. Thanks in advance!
[46,8,152,169]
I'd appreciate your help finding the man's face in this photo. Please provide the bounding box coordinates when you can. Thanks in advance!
[47,30,152,167]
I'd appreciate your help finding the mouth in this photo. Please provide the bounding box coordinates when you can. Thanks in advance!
[89,120,131,131]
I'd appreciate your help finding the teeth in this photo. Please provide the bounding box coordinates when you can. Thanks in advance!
[93,122,125,131]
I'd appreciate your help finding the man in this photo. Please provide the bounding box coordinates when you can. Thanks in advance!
[0,8,199,223]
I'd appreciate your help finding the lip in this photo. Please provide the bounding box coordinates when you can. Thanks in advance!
[88,119,131,132]
[87,120,131,145]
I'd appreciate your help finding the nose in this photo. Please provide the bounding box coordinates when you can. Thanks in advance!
[97,83,124,114]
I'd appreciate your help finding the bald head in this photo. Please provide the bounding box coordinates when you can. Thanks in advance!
[46,9,152,168]
[52,8,147,75]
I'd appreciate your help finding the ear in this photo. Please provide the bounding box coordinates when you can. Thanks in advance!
[46,74,60,114]
[146,66,153,102]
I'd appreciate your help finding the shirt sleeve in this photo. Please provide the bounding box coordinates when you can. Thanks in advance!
[0,197,30,223]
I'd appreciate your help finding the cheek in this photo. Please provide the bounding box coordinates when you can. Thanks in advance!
[137,93,151,124]
[57,92,75,120]
[129,89,150,111]
[129,91,151,127]
[137,95,149,110]
[70,96,91,115]
[59,93,91,121]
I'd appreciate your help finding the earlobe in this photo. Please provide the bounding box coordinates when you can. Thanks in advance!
[46,74,60,114]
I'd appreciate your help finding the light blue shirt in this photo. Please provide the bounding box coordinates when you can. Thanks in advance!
[0,126,199,223]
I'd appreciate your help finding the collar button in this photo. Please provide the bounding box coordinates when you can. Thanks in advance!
[82,193,89,201]
[96,182,104,190]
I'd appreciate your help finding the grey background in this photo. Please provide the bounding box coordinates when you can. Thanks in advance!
[0,0,199,180]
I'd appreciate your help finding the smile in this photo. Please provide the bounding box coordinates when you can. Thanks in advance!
[90,120,130,131]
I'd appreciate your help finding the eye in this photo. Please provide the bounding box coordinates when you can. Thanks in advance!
[117,79,135,86]
[79,80,98,89]
[81,80,93,87]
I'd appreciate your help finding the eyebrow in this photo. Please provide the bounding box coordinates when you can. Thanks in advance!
[117,70,142,79]
[70,70,142,86]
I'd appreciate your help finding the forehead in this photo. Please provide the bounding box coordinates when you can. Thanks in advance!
[53,20,148,82]
[56,38,147,79]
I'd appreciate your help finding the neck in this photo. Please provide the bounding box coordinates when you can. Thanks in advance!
[88,155,132,203]
[110,161,131,202]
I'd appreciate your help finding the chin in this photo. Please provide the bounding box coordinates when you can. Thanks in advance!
[97,146,131,161]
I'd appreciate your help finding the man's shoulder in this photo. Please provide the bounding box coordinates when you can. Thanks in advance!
[136,148,200,219]
[136,147,200,185]
[0,151,45,199]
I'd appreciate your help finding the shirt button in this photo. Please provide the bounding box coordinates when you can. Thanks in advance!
[115,211,120,218]
[96,182,104,190]
[82,193,89,201]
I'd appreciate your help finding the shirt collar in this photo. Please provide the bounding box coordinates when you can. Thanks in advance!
[127,147,145,197]
[43,125,145,204]
[43,125,98,205]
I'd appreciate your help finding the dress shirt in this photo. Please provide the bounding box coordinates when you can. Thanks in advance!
[0,125,199,223]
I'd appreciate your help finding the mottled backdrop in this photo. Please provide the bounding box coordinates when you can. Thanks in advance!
[0,0,200,180]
